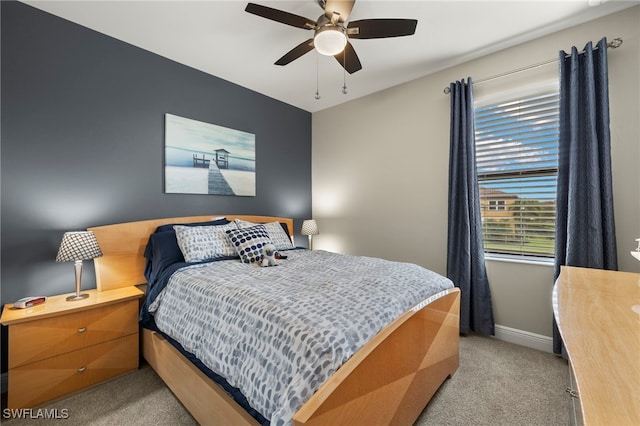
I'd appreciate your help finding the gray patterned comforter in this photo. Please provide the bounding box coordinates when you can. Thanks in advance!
[148,249,453,425]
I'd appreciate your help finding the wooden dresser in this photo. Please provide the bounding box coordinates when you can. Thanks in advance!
[1,286,143,408]
[554,266,640,425]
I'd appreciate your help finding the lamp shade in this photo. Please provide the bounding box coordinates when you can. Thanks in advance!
[56,231,103,262]
[301,220,319,236]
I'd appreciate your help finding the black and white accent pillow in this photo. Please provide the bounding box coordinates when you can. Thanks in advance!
[226,225,273,264]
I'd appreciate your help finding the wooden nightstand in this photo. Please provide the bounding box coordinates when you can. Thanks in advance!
[0,286,144,409]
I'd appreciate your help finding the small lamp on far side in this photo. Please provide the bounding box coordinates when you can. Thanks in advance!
[56,231,103,301]
[631,238,640,262]
[301,220,319,250]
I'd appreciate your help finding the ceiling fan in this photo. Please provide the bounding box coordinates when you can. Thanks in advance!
[245,0,418,74]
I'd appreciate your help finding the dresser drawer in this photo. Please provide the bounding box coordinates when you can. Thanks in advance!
[8,333,139,409]
[8,300,138,368]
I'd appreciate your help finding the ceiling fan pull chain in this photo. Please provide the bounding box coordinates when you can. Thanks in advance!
[315,52,321,100]
[342,49,348,95]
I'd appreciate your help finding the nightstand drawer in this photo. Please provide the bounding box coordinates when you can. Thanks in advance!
[8,333,139,409]
[8,299,138,368]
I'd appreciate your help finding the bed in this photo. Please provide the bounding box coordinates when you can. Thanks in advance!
[88,215,460,426]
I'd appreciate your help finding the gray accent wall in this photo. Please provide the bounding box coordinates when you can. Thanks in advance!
[1,1,311,372]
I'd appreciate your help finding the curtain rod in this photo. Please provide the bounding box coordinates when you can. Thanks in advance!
[443,37,623,94]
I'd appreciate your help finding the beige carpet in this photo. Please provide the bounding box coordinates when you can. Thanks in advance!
[2,334,568,425]
[416,334,569,425]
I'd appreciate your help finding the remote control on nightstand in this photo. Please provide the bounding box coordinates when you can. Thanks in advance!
[13,296,47,309]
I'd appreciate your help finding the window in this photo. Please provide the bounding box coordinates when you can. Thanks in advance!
[475,91,559,259]
[488,200,506,211]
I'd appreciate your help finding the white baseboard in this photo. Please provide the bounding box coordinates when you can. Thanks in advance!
[1,372,7,394]
[493,324,553,353]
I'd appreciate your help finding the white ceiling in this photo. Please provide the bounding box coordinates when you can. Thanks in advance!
[23,0,638,112]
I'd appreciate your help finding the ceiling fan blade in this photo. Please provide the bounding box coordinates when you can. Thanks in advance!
[245,3,316,29]
[347,19,418,39]
[334,41,362,74]
[275,39,315,66]
[324,0,355,22]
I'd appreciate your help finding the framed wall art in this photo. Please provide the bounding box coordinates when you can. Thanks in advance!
[164,113,256,196]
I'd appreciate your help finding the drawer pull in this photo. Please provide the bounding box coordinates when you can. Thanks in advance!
[77,327,87,333]
[565,387,579,399]
[77,367,86,373]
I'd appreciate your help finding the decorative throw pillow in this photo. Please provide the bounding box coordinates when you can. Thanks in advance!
[173,223,238,262]
[226,225,273,264]
[234,219,294,251]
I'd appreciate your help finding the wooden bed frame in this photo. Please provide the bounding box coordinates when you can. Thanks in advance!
[88,215,460,425]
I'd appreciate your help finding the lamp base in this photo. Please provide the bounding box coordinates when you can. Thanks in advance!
[66,293,89,301]
[67,260,90,301]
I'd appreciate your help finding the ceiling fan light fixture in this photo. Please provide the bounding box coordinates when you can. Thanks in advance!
[314,26,347,56]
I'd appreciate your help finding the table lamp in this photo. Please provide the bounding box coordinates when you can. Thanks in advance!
[56,231,103,301]
[301,220,319,250]
[632,238,640,262]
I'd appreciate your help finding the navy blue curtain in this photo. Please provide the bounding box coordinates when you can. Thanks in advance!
[447,78,495,336]
[553,38,618,354]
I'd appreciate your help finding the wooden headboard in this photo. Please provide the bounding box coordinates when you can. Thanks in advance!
[88,215,294,292]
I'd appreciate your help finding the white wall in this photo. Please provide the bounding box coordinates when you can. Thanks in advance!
[312,6,640,339]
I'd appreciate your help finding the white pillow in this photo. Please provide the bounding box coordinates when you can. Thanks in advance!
[234,219,294,250]
[174,223,238,262]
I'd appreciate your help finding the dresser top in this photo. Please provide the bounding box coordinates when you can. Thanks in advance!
[1,286,143,325]
[554,266,640,425]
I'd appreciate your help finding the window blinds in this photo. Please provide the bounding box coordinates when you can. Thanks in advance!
[475,92,559,258]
